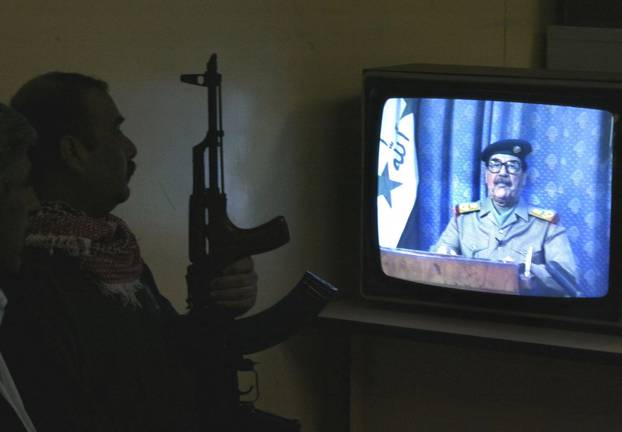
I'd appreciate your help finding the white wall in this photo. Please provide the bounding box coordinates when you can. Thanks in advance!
[0,0,549,306]
[0,1,557,430]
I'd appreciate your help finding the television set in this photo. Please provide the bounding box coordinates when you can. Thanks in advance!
[361,63,622,332]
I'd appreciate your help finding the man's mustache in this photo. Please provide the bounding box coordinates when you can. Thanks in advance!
[494,176,512,186]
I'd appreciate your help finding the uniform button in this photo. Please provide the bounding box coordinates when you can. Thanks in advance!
[499,229,504,234]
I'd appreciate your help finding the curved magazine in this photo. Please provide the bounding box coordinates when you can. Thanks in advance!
[235,271,339,354]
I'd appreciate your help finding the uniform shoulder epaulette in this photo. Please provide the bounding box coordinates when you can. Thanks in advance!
[529,207,559,224]
[454,201,480,216]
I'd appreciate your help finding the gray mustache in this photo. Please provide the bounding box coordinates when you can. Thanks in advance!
[494,177,512,186]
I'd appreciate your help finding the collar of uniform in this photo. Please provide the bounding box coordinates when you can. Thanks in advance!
[514,200,530,221]
[479,197,494,217]
[481,197,529,221]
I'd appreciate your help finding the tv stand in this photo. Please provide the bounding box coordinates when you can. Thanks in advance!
[318,297,622,359]
[317,297,622,431]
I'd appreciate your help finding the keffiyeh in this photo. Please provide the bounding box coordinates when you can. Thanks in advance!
[25,201,144,307]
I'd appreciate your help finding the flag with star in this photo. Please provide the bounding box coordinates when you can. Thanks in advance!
[377,98,418,248]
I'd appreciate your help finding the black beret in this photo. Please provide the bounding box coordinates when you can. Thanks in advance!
[481,139,532,163]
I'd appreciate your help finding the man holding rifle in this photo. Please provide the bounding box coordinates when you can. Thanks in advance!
[0,72,257,431]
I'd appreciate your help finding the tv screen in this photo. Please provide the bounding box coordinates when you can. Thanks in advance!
[377,97,613,298]
[362,64,622,328]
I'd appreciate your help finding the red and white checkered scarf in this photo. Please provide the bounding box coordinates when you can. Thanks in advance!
[25,201,144,307]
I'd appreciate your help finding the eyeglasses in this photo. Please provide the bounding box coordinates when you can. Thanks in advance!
[487,159,522,174]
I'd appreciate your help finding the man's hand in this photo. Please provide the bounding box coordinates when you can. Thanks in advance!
[518,273,535,292]
[209,257,258,316]
[436,245,458,256]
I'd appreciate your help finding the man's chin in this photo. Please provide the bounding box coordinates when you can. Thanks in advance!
[492,194,517,208]
[103,188,131,214]
[119,185,131,203]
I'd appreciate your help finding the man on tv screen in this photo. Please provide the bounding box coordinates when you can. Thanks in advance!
[432,139,579,296]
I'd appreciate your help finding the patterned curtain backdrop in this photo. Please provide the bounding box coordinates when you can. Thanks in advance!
[394,98,613,297]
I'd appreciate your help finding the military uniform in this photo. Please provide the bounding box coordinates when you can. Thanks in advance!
[433,197,579,296]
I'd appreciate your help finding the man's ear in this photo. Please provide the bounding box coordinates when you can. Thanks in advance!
[58,135,90,174]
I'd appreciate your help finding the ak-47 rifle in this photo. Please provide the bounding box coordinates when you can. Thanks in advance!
[181,54,338,431]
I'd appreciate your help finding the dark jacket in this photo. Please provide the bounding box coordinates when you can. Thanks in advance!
[0,251,199,431]
[0,395,28,432]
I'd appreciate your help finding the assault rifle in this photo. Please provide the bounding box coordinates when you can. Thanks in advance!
[181,54,338,431]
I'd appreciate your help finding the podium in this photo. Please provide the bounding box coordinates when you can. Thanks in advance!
[380,247,521,295]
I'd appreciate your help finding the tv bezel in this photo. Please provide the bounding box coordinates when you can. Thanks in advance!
[361,63,622,332]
